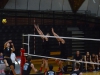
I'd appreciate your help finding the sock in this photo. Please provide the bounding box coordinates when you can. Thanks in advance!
[44,68,47,72]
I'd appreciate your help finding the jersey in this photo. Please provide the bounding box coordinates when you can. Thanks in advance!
[42,40,50,56]
[10,53,16,63]
[98,54,100,60]
[70,70,81,75]
[59,42,66,58]
[91,55,96,62]
[3,47,12,57]
[22,61,32,75]
[47,70,55,75]
[74,54,82,61]
[86,55,90,61]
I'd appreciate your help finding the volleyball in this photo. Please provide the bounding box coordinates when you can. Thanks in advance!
[2,19,7,24]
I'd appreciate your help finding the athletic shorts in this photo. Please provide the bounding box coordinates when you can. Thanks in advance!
[4,58,13,67]
[12,63,15,69]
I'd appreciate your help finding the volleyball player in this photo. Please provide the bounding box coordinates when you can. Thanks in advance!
[45,65,56,75]
[70,63,82,75]
[51,28,66,72]
[97,51,100,70]
[3,40,16,75]
[34,24,50,72]
[22,56,38,75]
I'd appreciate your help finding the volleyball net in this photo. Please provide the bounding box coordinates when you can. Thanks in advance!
[22,34,100,65]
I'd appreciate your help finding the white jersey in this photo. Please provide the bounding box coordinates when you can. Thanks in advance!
[10,53,16,63]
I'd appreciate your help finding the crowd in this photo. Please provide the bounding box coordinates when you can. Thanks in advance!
[73,50,100,72]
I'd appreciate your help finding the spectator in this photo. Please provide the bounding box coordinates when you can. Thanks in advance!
[0,52,3,64]
[91,53,96,71]
[73,51,83,71]
[84,51,95,71]
[0,52,3,59]
[97,51,100,70]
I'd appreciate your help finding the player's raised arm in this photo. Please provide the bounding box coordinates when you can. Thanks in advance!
[51,28,65,44]
[31,64,38,73]
[4,40,12,49]
[11,43,15,51]
[34,25,48,41]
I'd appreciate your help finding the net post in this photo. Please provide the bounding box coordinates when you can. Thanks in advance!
[20,48,26,75]
[28,34,30,55]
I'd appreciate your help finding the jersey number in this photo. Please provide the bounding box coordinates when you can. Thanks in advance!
[72,74,77,75]
[23,64,28,70]
[48,72,54,75]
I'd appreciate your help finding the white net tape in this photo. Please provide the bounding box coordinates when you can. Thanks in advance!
[22,34,100,65]
[23,34,100,41]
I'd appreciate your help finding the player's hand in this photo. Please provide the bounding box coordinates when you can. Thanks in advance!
[34,19,35,23]
[37,24,39,28]
[34,24,36,28]
[11,43,14,46]
[51,28,54,32]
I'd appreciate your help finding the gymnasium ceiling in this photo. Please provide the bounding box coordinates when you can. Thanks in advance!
[0,0,100,16]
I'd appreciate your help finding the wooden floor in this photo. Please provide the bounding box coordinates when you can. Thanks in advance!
[30,59,100,75]
[82,72,100,75]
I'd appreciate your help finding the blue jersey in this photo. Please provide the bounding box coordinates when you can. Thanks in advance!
[47,70,55,75]
[22,61,32,75]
